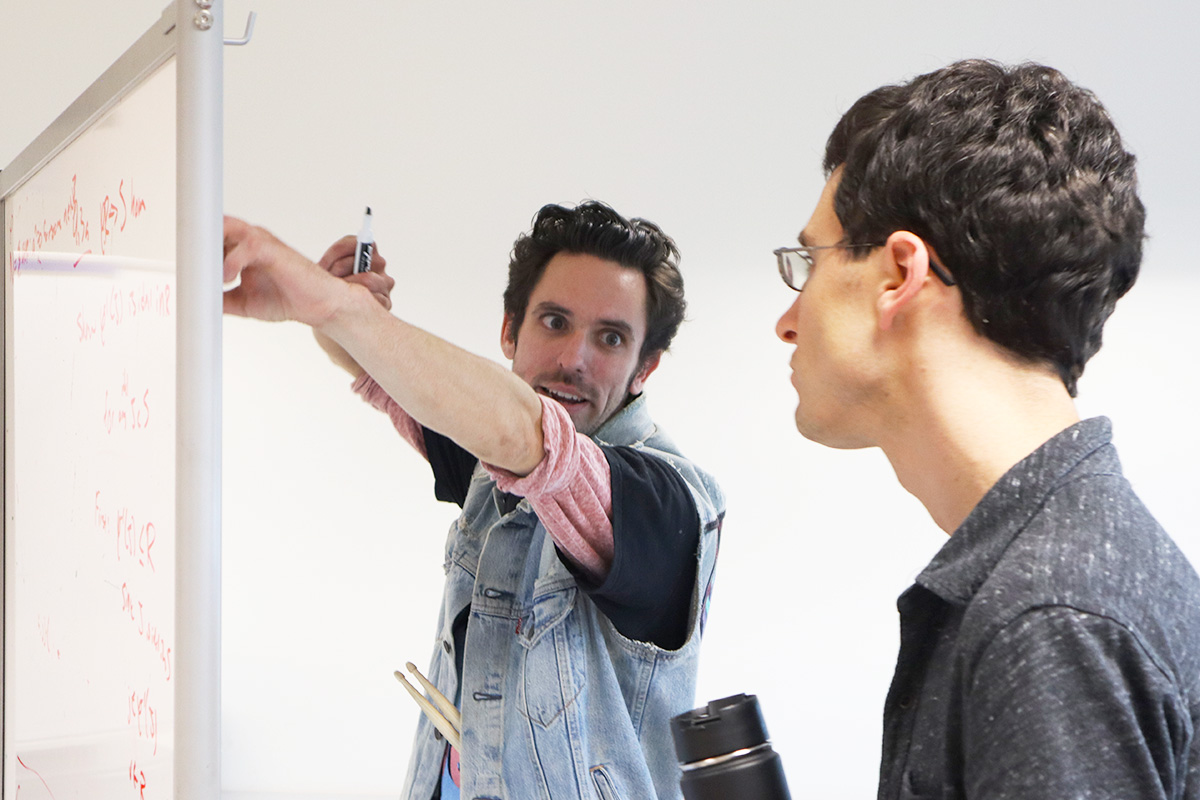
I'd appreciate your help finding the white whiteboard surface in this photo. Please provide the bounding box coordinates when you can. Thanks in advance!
[3,60,177,800]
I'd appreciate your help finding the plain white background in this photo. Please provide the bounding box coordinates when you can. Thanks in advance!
[3,1,1198,797]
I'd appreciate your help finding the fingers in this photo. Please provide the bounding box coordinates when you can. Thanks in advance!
[315,232,393,309]
[222,283,250,317]
[368,244,387,274]
[223,214,289,284]
[222,215,255,283]
[318,236,389,278]
[317,235,358,276]
[348,269,395,311]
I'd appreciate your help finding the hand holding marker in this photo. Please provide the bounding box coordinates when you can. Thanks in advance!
[354,206,374,274]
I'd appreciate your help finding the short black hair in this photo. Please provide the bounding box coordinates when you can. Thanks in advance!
[825,59,1145,396]
[503,200,686,365]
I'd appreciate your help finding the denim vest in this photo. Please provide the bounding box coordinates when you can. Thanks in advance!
[400,395,724,800]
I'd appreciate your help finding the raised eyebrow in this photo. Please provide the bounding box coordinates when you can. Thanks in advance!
[533,301,572,319]
[598,319,635,339]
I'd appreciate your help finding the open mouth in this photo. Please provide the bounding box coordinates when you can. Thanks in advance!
[537,386,588,408]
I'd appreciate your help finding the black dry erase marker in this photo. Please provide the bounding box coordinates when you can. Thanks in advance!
[354,206,374,274]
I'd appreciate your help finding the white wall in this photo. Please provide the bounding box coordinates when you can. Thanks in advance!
[4,1,1199,797]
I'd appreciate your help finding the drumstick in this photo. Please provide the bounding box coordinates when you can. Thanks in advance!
[406,661,462,731]
[394,670,462,751]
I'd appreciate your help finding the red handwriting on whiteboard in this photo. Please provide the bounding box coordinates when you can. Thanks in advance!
[128,760,147,799]
[103,370,152,434]
[94,490,157,572]
[15,755,58,799]
[76,283,172,346]
[99,182,127,253]
[120,583,173,681]
[11,174,151,274]
[127,687,159,756]
[36,615,61,660]
[98,179,150,253]
[11,174,89,273]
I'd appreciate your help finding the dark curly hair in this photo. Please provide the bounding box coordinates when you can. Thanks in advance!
[825,59,1145,396]
[503,200,686,365]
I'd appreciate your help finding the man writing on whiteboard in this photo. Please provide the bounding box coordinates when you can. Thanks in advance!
[773,60,1200,797]
[222,201,724,800]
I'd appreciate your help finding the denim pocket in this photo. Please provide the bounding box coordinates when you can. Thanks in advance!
[517,584,576,648]
[590,765,625,800]
[519,585,584,728]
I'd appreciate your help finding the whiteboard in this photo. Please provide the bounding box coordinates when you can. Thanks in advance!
[2,3,223,798]
[3,50,176,800]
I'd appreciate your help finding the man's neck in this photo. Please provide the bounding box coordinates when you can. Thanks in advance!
[877,359,1080,535]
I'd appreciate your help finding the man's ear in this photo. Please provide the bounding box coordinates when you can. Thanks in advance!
[500,314,517,359]
[878,231,933,331]
[628,350,662,395]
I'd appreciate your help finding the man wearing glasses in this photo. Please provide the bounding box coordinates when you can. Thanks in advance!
[774,60,1200,797]
[222,201,724,800]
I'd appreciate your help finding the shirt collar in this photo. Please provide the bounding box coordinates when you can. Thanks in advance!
[915,417,1119,605]
[592,392,657,447]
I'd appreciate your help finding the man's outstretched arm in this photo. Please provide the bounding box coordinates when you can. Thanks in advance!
[222,216,545,475]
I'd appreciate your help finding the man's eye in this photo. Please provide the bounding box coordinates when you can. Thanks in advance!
[602,331,624,348]
[542,314,566,331]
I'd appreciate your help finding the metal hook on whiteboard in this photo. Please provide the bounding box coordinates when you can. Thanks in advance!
[224,11,257,46]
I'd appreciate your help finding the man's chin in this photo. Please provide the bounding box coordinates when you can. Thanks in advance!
[795,409,873,451]
[568,408,599,436]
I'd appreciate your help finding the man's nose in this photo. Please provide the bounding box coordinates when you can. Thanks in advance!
[557,331,590,372]
[776,294,800,343]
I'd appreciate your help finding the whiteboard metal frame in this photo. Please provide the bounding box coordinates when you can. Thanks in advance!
[174,1,224,797]
[0,2,223,797]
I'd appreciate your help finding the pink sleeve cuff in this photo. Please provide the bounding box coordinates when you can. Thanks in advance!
[484,396,615,580]
[352,373,427,459]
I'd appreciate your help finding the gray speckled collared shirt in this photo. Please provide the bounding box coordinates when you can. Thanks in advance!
[879,418,1200,800]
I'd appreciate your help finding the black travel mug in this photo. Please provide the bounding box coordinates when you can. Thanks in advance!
[671,693,791,800]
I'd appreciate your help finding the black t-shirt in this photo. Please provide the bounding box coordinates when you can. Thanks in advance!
[423,427,700,650]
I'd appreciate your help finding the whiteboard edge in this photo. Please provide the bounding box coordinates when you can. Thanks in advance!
[0,3,177,200]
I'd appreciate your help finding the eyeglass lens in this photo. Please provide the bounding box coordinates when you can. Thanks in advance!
[778,250,811,291]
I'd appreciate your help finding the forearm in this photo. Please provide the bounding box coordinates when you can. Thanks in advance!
[320,285,545,474]
[353,373,427,458]
[314,329,365,380]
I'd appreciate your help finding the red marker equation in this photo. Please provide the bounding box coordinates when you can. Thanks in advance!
[119,583,172,682]
[94,490,157,572]
[102,370,152,435]
[10,174,150,274]
[99,179,147,254]
[128,759,147,799]
[128,686,160,755]
[77,282,172,347]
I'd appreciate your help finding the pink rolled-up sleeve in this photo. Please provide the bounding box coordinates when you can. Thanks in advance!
[352,375,614,580]
[483,396,615,581]
[352,373,427,459]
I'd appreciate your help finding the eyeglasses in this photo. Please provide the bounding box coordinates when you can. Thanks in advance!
[773,243,956,291]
